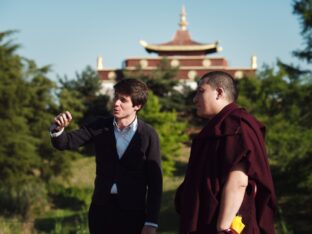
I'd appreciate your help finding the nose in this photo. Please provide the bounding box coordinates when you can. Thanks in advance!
[114,99,121,106]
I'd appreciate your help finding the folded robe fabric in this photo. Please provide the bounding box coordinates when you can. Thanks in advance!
[175,102,276,234]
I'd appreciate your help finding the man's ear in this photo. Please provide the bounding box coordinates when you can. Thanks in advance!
[134,105,142,111]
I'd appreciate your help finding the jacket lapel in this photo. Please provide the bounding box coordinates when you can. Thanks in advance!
[103,117,118,157]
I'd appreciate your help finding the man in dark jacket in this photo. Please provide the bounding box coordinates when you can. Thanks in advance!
[50,78,162,234]
[175,71,276,234]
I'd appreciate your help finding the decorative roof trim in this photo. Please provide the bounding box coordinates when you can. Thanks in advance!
[125,56,226,60]
[124,66,229,70]
[140,40,222,52]
[98,67,256,71]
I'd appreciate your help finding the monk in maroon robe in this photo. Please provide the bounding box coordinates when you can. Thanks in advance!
[175,71,276,234]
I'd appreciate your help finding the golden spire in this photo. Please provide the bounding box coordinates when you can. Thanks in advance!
[97,55,104,70]
[251,55,257,69]
[179,5,188,31]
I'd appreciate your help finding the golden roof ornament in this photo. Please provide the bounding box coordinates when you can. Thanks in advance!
[179,5,188,31]
[251,55,257,69]
[139,5,220,55]
[97,55,104,70]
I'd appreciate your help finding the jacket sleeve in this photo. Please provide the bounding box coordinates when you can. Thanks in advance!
[50,119,101,150]
[145,127,163,224]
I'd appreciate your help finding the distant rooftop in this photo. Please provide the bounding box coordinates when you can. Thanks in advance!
[140,5,222,56]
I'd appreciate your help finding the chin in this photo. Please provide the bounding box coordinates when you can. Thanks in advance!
[197,113,205,118]
[197,111,210,119]
[196,112,204,118]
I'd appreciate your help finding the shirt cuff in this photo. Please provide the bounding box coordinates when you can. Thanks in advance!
[144,222,158,228]
[49,124,64,138]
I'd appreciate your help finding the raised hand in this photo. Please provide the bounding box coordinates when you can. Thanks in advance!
[53,111,72,131]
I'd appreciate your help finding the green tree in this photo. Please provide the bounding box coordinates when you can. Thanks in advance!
[0,31,49,221]
[58,66,110,125]
[58,66,111,157]
[0,31,79,223]
[293,0,312,63]
[139,92,188,175]
[248,2,312,231]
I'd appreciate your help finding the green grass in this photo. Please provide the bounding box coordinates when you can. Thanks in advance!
[34,152,188,234]
[158,176,184,234]
[51,157,96,188]
[3,144,311,233]
[0,217,24,234]
[47,147,189,234]
[63,146,188,234]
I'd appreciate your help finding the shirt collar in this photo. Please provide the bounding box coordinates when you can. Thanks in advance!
[113,117,138,132]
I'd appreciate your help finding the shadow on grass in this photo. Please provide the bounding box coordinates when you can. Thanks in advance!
[35,188,181,234]
[35,211,88,233]
[35,195,180,234]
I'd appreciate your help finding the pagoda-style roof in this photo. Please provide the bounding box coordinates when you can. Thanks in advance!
[140,6,222,56]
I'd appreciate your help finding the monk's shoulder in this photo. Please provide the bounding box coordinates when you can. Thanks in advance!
[229,108,265,134]
[219,110,242,135]
[220,108,258,134]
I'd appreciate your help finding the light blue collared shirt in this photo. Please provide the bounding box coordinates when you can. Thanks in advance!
[113,117,138,159]
[110,117,138,194]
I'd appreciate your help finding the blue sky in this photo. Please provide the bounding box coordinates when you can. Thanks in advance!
[0,0,306,81]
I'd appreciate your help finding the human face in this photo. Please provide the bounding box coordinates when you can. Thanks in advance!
[113,93,140,122]
[193,79,219,119]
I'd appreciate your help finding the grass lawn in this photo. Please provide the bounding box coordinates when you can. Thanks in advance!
[34,147,312,234]
[42,147,189,234]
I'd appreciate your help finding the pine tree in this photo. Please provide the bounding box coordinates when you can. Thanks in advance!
[139,92,187,175]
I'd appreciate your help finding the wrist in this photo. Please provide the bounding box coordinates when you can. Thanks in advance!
[144,222,158,228]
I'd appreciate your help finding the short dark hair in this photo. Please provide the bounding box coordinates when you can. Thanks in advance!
[114,78,148,107]
[200,71,238,101]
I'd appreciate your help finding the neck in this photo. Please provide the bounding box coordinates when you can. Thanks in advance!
[208,101,232,120]
[116,115,136,129]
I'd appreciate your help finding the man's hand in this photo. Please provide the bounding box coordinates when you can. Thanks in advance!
[53,111,72,131]
[141,225,156,234]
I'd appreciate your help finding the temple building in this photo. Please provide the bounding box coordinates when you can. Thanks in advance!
[97,6,257,94]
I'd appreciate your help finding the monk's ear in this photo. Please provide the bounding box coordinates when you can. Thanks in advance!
[216,87,225,100]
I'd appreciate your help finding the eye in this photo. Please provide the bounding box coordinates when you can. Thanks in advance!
[120,97,127,103]
[113,94,127,103]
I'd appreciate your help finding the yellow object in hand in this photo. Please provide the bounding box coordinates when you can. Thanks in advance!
[230,216,245,234]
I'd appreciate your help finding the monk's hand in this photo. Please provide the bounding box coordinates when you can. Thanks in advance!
[141,225,156,234]
[54,111,72,131]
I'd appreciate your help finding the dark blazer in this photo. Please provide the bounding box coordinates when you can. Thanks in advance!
[51,116,162,224]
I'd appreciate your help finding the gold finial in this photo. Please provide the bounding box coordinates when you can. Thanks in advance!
[139,40,148,47]
[179,5,188,31]
[251,55,257,69]
[97,55,104,70]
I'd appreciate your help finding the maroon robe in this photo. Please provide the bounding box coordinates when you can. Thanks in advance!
[175,103,276,234]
